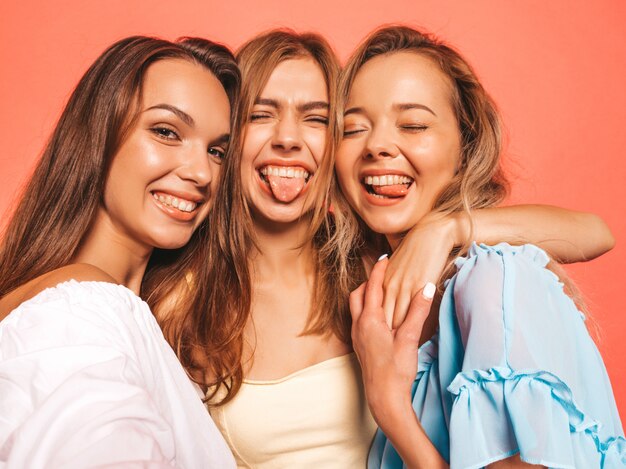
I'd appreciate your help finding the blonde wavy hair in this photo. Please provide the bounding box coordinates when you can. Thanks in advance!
[337,26,591,326]
[339,25,509,245]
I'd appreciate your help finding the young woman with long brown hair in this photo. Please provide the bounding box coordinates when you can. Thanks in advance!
[0,36,239,467]
[145,29,615,468]
[339,26,625,468]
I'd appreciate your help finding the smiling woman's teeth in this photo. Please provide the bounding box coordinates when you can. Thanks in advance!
[364,175,412,186]
[153,192,197,212]
[363,174,413,198]
[260,166,310,179]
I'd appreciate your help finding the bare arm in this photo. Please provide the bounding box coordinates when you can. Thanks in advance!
[463,205,614,263]
[383,205,614,327]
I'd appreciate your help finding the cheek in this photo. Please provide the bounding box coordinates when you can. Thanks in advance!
[114,138,175,191]
[195,203,214,227]
[432,140,461,181]
[208,160,222,191]
[335,140,360,180]
[304,129,327,166]
[104,150,142,207]
[240,127,268,177]
[409,133,460,177]
[242,125,271,157]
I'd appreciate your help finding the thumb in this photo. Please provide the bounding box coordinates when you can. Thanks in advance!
[349,282,367,323]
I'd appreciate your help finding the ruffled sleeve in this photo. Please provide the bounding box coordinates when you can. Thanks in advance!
[441,243,625,468]
[368,243,625,469]
[0,281,222,469]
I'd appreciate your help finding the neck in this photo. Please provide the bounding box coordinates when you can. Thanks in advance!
[386,232,406,252]
[250,215,316,286]
[73,210,152,294]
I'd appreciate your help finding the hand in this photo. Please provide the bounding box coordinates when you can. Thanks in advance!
[383,212,463,328]
[350,256,436,428]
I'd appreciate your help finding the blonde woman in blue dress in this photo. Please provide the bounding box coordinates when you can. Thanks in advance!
[338,26,625,468]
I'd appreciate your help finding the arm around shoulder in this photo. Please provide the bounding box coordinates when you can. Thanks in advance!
[465,205,615,263]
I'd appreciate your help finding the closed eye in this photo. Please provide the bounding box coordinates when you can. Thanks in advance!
[343,128,367,137]
[400,124,428,132]
[249,112,273,122]
[305,115,329,126]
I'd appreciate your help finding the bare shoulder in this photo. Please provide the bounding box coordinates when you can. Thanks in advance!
[0,264,117,320]
[36,263,118,286]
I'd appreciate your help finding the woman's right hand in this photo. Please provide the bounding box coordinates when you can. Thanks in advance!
[350,257,448,468]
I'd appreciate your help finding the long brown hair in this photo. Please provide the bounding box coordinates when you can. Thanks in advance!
[0,36,240,298]
[148,30,364,405]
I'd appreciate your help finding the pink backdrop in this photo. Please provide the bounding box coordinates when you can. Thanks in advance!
[1,0,624,417]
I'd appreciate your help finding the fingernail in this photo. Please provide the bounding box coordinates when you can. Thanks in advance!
[422,282,436,300]
[377,253,389,261]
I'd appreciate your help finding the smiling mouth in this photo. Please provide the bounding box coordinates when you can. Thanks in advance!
[151,191,200,213]
[362,174,414,198]
[259,165,313,203]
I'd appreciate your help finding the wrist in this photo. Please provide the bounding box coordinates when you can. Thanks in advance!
[368,388,415,430]
[377,401,420,443]
[447,211,470,247]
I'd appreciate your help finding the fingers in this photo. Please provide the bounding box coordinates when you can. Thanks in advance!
[349,282,366,323]
[381,256,401,328]
[391,292,412,330]
[395,282,436,346]
[382,287,397,329]
[363,255,388,317]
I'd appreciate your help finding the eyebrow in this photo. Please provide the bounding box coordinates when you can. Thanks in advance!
[394,103,437,116]
[254,98,329,113]
[344,103,437,117]
[145,104,195,127]
[211,133,230,145]
[344,106,364,116]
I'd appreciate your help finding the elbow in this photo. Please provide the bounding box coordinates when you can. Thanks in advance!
[586,213,615,260]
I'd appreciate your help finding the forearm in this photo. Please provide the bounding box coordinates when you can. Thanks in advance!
[372,397,448,469]
[454,205,614,263]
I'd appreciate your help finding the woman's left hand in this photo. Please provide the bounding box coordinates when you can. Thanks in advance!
[350,256,435,427]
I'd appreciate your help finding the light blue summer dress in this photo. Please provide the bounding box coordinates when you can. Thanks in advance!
[369,243,625,469]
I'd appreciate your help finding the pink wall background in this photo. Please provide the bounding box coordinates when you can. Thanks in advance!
[1,0,624,417]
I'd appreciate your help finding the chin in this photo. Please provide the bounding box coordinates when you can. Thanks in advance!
[257,210,308,226]
[148,228,196,251]
[251,200,314,226]
[361,214,412,237]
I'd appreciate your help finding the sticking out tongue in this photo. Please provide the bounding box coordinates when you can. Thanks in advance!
[371,184,409,197]
[267,174,307,203]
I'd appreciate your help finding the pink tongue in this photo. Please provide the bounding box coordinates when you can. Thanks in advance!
[267,175,306,203]
[371,184,409,197]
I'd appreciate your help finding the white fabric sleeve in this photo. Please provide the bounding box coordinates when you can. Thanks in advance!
[0,286,179,469]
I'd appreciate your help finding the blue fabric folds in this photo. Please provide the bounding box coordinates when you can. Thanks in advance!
[368,243,625,469]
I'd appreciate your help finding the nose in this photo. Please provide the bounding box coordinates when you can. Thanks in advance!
[364,124,398,159]
[272,114,302,153]
[177,143,213,187]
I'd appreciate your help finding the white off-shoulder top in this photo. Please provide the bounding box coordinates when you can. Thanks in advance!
[0,280,235,469]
